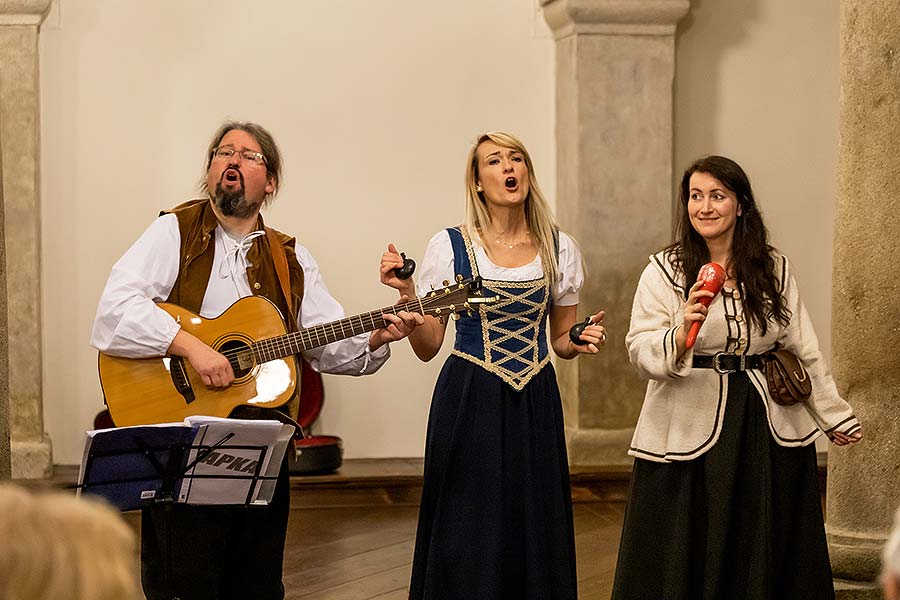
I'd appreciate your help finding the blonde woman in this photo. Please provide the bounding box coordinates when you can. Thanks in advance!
[0,484,141,600]
[381,131,606,599]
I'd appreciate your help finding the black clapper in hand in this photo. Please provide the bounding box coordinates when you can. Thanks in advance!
[393,252,416,280]
[569,317,593,346]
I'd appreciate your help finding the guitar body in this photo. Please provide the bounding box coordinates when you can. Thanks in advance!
[98,276,494,428]
[99,296,299,427]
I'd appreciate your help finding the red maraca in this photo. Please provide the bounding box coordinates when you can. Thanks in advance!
[685,262,727,349]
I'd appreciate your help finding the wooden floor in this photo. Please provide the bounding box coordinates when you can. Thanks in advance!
[71,459,625,600]
[282,501,624,600]
[42,454,829,599]
[274,454,826,599]
[279,459,627,599]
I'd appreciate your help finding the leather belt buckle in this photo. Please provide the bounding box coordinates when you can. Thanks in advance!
[712,352,742,374]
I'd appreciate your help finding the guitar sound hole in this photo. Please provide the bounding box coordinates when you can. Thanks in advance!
[219,339,255,379]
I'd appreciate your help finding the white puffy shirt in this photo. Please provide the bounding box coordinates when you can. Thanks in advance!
[91,213,388,375]
[414,229,584,306]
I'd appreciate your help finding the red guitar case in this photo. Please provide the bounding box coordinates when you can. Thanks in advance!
[288,359,343,474]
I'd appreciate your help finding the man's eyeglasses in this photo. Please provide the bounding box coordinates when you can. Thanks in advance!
[212,146,267,167]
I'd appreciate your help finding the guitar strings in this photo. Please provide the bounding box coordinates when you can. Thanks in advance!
[211,290,467,363]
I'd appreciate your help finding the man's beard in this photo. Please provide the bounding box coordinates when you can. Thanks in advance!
[214,181,255,219]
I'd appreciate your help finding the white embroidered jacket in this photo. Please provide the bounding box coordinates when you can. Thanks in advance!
[625,249,860,463]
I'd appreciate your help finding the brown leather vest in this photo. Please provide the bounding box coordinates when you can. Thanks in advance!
[162,199,305,331]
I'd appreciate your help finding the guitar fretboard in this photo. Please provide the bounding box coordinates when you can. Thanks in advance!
[252,298,424,362]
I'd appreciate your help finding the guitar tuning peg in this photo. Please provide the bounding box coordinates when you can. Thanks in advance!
[456,274,463,282]
[451,313,460,321]
[467,310,474,317]
[442,280,450,287]
[438,315,446,324]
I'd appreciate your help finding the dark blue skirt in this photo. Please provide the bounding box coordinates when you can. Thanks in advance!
[611,372,834,600]
[409,355,577,600]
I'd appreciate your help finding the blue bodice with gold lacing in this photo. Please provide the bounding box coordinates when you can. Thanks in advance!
[447,227,550,391]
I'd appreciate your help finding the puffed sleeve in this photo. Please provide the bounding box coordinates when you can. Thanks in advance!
[294,244,390,376]
[553,231,584,306]
[90,214,183,357]
[414,230,456,298]
[777,257,860,438]
[625,260,693,380]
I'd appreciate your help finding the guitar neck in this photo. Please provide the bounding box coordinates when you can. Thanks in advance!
[253,297,425,362]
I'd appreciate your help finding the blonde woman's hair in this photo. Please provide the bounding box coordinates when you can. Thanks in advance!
[464,131,560,284]
[0,485,141,600]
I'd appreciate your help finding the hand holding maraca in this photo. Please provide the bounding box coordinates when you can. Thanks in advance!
[680,262,726,351]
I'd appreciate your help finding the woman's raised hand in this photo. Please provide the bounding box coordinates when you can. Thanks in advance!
[681,279,716,336]
[380,243,415,296]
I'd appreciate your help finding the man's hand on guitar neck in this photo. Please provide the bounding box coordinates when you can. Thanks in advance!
[169,329,235,389]
[368,295,425,352]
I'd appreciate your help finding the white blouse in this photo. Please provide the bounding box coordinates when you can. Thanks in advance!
[414,228,584,306]
[91,213,388,375]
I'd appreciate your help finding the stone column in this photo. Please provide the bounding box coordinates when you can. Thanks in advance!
[0,117,8,480]
[827,1,900,597]
[0,0,53,478]
[541,0,690,465]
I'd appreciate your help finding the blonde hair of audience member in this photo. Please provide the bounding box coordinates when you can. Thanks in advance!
[0,484,140,600]
[884,507,900,600]
[463,131,560,283]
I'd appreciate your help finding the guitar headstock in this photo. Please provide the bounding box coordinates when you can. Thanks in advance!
[419,276,497,323]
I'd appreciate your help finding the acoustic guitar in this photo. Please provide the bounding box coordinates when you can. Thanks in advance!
[99,277,493,427]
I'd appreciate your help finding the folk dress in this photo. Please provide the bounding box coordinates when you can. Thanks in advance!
[409,226,584,600]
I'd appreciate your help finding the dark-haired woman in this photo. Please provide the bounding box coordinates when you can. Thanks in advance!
[611,155,862,600]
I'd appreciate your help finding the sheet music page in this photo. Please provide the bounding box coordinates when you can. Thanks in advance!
[256,423,295,502]
[77,421,189,495]
[77,422,197,510]
[180,416,291,505]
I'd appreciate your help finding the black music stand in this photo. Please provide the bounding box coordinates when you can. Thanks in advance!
[77,421,288,511]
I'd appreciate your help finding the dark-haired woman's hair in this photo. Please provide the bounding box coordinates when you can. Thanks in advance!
[668,155,790,335]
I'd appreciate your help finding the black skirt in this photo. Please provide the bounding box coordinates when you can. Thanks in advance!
[409,355,578,600]
[611,372,834,600]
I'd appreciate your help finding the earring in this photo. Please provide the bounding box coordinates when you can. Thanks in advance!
[475,184,483,192]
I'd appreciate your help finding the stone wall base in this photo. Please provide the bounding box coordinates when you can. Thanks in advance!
[11,436,52,478]
[834,580,881,599]
[565,426,634,467]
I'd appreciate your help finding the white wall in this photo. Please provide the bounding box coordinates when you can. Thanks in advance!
[675,0,839,356]
[39,0,841,465]
[40,0,555,464]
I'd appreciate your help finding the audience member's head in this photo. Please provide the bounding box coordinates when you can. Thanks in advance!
[884,507,900,600]
[0,484,141,600]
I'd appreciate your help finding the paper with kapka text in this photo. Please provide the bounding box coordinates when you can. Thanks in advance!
[77,416,293,510]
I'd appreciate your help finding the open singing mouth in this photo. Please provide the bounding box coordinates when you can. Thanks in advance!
[222,168,244,187]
